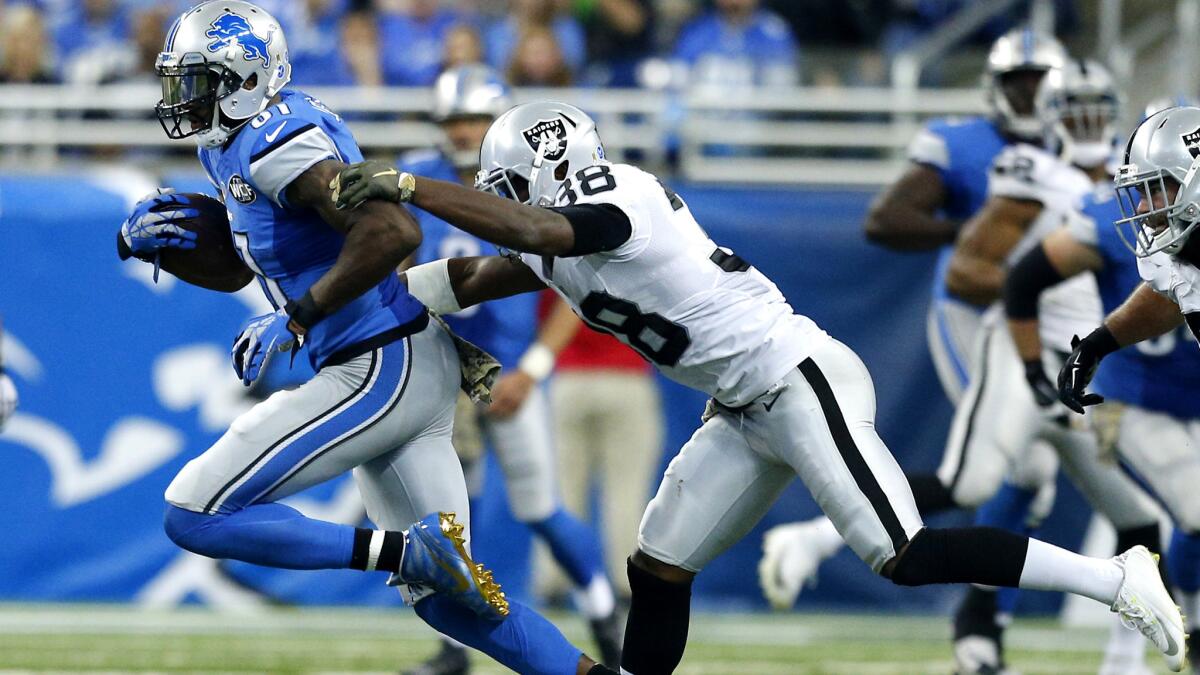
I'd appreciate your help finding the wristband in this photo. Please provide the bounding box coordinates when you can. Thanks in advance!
[405,259,461,315]
[517,343,555,381]
[398,172,416,204]
[287,291,326,334]
[1081,324,1120,358]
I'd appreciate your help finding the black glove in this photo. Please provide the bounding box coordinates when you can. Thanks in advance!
[1023,359,1057,408]
[1057,327,1119,414]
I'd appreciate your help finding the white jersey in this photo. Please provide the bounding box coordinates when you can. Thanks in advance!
[1137,252,1200,314]
[988,144,1103,351]
[519,163,828,407]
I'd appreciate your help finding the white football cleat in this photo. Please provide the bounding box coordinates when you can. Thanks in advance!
[953,635,1020,675]
[759,520,825,610]
[1110,545,1187,672]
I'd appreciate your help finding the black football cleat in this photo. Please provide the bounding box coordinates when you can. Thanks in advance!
[403,641,469,675]
[590,610,624,668]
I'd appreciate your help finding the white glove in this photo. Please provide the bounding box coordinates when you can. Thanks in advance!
[0,370,17,430]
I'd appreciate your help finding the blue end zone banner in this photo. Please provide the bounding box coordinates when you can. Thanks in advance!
[0,174,1089,613]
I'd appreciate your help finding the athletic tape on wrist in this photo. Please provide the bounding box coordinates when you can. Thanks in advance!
[518,343,555,381]
[405,259,461,315]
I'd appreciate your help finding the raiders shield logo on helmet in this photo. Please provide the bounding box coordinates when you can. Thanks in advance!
[521,118,569,161]
[1182,126,1200,159]
[228,175,256,204]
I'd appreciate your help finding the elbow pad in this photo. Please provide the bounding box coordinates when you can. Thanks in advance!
[1004,244,1064,320]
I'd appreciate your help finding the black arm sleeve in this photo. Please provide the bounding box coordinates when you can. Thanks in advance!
[548,203,633,257]
[1003,243,1066,319]
[1187,313,1200,347]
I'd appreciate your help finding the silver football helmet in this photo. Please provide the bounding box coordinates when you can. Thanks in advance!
[156,1,291,148]
[1113,106,1200,256]
[1144,95,1200,121]
[985,28,1068,141]
[433,64,512,170]
[475,101,606,206]
[1035,59,1121,169]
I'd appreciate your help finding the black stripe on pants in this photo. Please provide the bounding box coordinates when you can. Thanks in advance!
[797,357,909,553]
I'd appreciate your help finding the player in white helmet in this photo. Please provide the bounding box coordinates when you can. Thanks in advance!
[401,65,621,675]
[127,4,618,674]
[332,100,1187,674]
[1061,104,1200,406]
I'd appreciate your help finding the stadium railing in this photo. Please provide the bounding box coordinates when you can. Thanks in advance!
[0,84,986,186]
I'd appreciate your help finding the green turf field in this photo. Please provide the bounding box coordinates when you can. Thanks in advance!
[0,604,1177,673]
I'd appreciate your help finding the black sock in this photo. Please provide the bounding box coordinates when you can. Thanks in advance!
[953,585,1001,641]
[588,666,619,675]
[1116,522,1168,587]
[908,474,957,516]
[348,528,405,573]
[889,527,1029,587]
[621,558,692,675]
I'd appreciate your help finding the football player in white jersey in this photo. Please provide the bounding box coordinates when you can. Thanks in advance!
[1059,105,1200,410]
[330,101,1186,674]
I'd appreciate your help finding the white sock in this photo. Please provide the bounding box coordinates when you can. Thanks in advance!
[573,575,616,620]
[1018,538,1123,604]
[811,517,845,560]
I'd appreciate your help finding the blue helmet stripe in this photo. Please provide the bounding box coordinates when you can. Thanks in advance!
[1022,28,1034,63]
[165,15,182,52]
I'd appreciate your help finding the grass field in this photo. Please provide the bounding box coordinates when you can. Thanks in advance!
[0,604,1178,674]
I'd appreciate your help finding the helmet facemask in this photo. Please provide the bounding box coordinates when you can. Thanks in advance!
[155,51,244,145]
[991,68,1053,140]
[1114,165,1200,256]
[1047,91,1119,168]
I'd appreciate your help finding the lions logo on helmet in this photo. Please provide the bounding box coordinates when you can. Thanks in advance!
[155,1,291,148]
[521,118,570,161]
[205,13,274,68]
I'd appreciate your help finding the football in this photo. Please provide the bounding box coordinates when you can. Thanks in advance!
[158,192,254,292]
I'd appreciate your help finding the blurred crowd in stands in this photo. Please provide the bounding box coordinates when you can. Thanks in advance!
[0,0,1080,90]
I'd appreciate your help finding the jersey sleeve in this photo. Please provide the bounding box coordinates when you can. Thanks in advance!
[551,163,662,261]
[246,120,340,207]
[987,144,1055,203]
[1063,201,1101,247]
[1135,253,1200,313]
[906,124,951,173]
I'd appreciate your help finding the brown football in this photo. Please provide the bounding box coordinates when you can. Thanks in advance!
[158,193,254,292]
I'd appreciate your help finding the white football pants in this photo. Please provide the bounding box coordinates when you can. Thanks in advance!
[935,310,1157,530]
[638,337,924,573]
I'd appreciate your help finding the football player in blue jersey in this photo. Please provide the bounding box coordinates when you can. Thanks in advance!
[400,64,622,675]
[116,4,616,674]
[1007,170,1200,675]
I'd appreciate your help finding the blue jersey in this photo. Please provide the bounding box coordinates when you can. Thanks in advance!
[199,89,426,370]
[400,151,537,370]
[906,116,1008,306]
[1068,188,1200,419]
